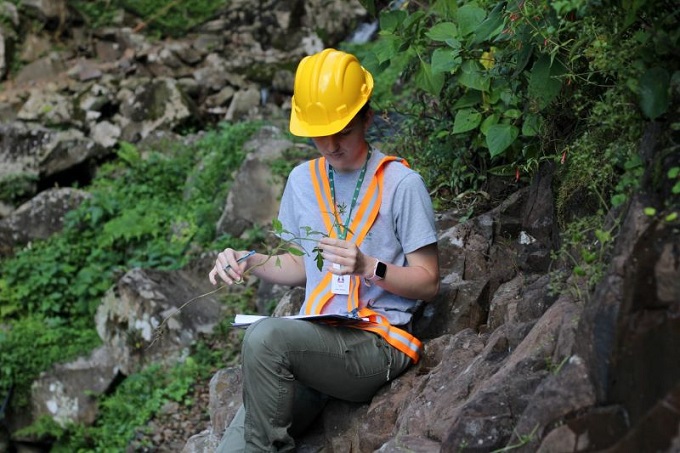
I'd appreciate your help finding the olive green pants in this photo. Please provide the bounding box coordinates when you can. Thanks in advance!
[217,317,412,452]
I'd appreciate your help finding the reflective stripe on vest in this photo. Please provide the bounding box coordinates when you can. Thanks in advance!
[304,154,424,363]
[356,307,423,363]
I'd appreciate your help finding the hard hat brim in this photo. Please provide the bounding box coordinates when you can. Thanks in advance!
[289,104,359,137]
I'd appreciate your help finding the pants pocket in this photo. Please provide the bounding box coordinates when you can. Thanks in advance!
[342,330,391,379]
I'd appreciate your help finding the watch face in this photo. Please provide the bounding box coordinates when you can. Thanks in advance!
[376,261,387,279]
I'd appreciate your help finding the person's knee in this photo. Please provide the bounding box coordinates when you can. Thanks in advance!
[242,318,289,360]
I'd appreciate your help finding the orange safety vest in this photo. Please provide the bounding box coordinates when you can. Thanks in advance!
[304,155,424,364]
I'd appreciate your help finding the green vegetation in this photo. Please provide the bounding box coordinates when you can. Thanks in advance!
[352,0,677,210]
[38,314,246,452]
[0,122,259,428]
[72,0,225,37]
[0,0,678,449]
[18,358,200,450]
[0,173,38,205]
[4,0,224,38]
[353,0,678,292]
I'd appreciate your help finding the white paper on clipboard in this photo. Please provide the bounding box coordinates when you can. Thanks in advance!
[232,312,369,328]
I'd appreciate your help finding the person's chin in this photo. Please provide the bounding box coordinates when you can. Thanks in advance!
[326,152,345,165]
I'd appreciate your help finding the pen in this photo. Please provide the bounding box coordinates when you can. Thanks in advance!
[223,250,256,272]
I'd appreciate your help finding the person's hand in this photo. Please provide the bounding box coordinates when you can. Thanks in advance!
[318,237,374,278]
[209,248,251,285]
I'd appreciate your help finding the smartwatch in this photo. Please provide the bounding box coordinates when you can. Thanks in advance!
[368,259,387,281]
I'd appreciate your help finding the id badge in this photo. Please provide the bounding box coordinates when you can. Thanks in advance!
[331,263,350,295]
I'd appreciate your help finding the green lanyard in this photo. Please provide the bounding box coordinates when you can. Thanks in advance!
[328,149,372,240]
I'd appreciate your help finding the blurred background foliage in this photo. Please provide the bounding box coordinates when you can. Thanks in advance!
[74,0,226,37]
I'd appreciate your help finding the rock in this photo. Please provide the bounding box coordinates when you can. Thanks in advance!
[28,347,119,429]
[94,266,226,375]
[18,34,52,64]
[0,1,19,27]
[600,383,680,453]
[94,39,122,62]
[90,120,121,148]
[15,53,68,85]
[67,59,104,82]
[18,89,72,126]
[536,405,627,452]
[0,0,367,206]
[117,77,199,141]
[0,121,108,207]
[225,87,261,122]
[516,162,559,273]
[215,126,292,237]
[0,187,90,255]
[0,122,50,202]
[182,367,243,453]
[208,367,243,436]
[182,429,221,453]
[39,129,106,177]
[18,0,70,24]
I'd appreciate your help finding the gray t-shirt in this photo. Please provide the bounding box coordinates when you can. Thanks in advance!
[277,148,437,325]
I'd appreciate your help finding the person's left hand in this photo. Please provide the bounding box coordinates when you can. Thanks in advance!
[318,237,373,277]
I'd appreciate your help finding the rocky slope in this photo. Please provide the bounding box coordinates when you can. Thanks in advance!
[180,130,679,451]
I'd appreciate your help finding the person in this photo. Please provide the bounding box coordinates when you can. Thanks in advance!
[208,48,440,452]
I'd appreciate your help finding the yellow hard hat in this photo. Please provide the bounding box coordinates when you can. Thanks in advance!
[289,48,374,137]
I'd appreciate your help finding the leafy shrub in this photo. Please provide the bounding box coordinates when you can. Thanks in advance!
[356,0,678,205]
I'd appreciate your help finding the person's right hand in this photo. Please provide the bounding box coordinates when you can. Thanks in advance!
[209,248,250,286]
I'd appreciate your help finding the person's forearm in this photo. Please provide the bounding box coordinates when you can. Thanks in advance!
[246,252,307,287]
[318,239,440,301]
[367,261,440,301]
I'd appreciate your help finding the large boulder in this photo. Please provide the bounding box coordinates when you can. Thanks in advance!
[94,266,225,376]
[215,126,297,238]
[17,88,73,126]
[14,346,120,441]
[0,187,90,255]
[0,122,106,206]
[116,77,201,141]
